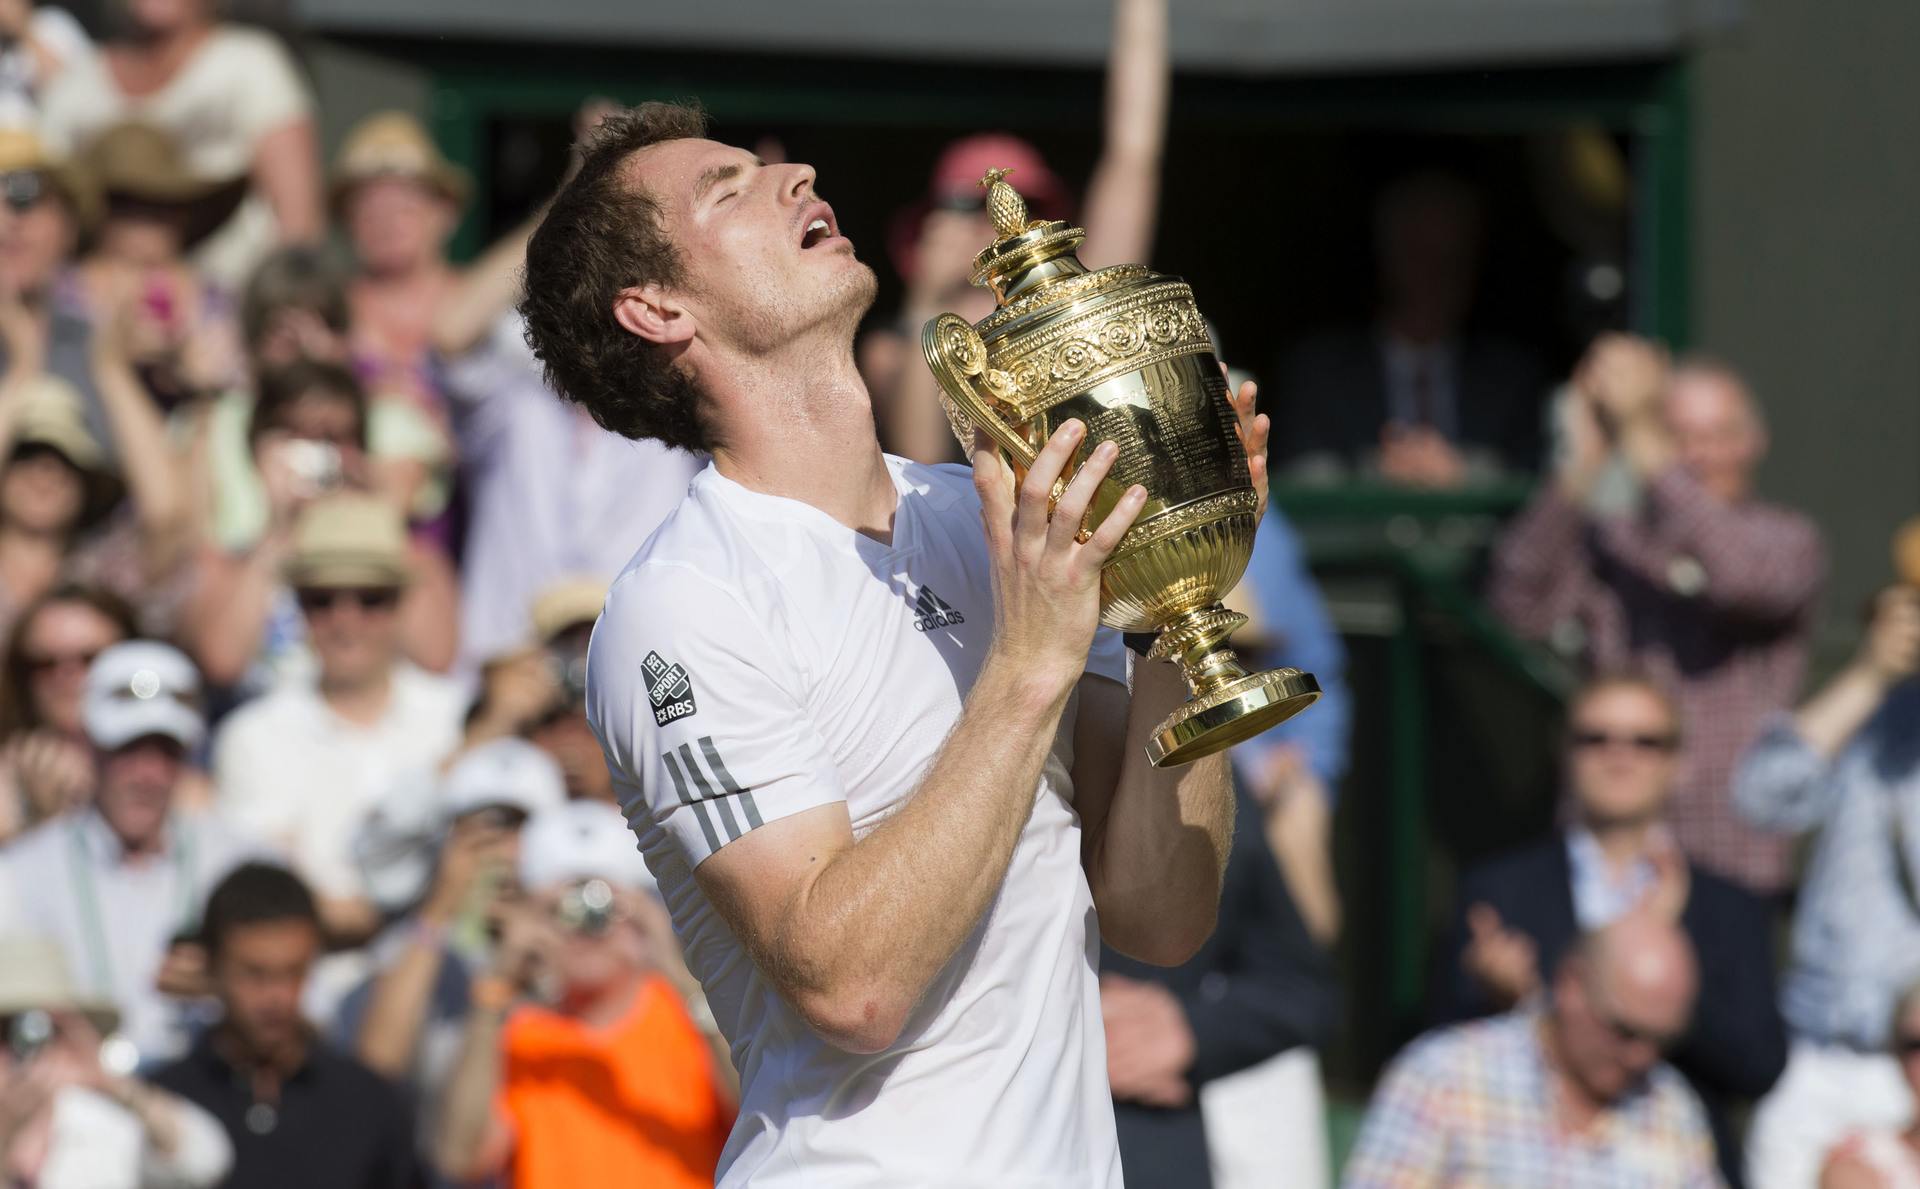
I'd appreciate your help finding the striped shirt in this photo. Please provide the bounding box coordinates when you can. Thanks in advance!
[1344,1010,1719,1188]
[1733,682,1920,1050]
[1488,468,1824,893]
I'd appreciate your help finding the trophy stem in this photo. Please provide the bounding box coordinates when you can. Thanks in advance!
[1143,604,1322,768]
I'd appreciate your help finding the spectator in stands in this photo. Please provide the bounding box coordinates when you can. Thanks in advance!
[857,0,1168,464]
[1434,673,1785,1185]
[430,112,702,673]
[1275,171,1547,486]
[0,0,91,116]
[1100,789,1337,1188]
[1819,981,1920,1188]
[70,123,246,409]
[1345,915,1718,1187]
[0,296,190,638]
[180,244,454,596]
[333,111,467,417]
[1488,334,1824,895]
[434,799,733,1189]
[151,862,422,1189]
[212,492,464,946]
[0,933,233,1187]
[463,578,614,803]
[1737,584,1920,1189]
[0,582,133,841]
[181,359,458,689]
[1200,345,1352,1188]
[339,738,566,1133]
[0,641,258,1065]
[38,0,321,288]
[0,128,109,437]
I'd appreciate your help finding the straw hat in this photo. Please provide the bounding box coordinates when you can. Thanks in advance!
[529,576,606,645]
[0,935,120,1036]
[9,374,123,525]
[0,126,101,230]
[328,111,471,218]
[284,492,412,590]
[78,122,248,248]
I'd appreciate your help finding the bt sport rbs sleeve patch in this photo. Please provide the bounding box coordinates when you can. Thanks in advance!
[643,650,698,727]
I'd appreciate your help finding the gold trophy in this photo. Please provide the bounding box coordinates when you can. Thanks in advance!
[923,169,1319,767]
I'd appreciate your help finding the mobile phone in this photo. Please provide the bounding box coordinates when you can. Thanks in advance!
[281,438,343,494]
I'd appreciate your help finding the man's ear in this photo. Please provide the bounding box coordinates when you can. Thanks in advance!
[613,285,695,346]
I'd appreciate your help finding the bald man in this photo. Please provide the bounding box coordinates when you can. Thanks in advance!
[1346,915,1719,1187]
[1488,334,1825,896]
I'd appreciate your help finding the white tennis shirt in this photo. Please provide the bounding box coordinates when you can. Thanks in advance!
[587,455,1128,1187]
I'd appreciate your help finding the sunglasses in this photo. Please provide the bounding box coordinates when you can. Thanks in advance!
[23,649,101,676]
[1896,1037,1920,1058]
[1,171,48,214]
[1570,729,1678,754]
[297,587,401,613]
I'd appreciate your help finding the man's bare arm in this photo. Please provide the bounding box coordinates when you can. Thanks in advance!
[694,425,1149,1053]
[1073,664,1234,965]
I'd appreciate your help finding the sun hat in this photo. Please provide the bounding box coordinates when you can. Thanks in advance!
[0,934,120,1036]
[82,640,204,751]
[284,492,412,591]
[328,111,471,219]
[0,125,100,230]
[77,122,248,247]
[518,800,654,895]
[528,576,605,645]
[439,738,568,825]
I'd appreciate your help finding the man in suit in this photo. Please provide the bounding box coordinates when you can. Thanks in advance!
[1101,788,1339,1188]
[1274,171,1547,486]
[1432,673,1786,1186]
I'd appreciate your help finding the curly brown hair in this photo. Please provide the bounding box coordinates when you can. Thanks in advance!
[520,102,713,453]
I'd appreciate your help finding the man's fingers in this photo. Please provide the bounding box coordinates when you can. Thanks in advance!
[1467,903,1501,939]
[1016,421,1086,547]
[971,432,1013,548]
[1049,440,1119,550]
[1081,484,1149,562]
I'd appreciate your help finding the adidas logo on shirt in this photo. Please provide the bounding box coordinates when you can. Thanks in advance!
[911,585,965,632]
[641,650,697,727]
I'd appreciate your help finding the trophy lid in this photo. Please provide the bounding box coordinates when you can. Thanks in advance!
[969,168,1089,301]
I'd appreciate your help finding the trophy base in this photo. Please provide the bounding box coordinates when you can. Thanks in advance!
[1139,604,1320,767]
[1147,668,1321,767]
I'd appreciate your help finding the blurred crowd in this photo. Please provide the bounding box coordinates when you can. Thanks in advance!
[0,0,1909,1187]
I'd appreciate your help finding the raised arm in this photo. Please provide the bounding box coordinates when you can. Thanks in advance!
[90,302,188,575]
[1735,587,1918,833]
[1078,0,1170,270]
[253,118,324,245]
[633,425,1145,1054]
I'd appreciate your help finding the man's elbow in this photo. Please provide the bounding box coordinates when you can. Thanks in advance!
[1103,904,1219,968]
[792,985,912,1055]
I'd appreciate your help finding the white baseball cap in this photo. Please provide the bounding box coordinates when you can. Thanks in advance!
[439,738,567,824]
[83,641,204,751]
[518,800,654,895]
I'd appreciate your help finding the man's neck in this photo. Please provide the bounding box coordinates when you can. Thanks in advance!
[214,1021,311,1084]
[320,666,396,727]
[565,967,647,1032]
[1581,818,1656,873]
[357,259,451,294]
[97,807,167,861]
[708,336,897,541]
[1537,1014,1606,1134]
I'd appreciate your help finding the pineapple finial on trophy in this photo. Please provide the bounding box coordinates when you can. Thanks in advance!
[979,168,1030,240]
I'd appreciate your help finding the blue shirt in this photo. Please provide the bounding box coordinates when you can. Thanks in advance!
[1231,509,1352,794]
[1733,680,1920,1049]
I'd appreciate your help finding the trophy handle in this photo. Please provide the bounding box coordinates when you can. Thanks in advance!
[920,313,1039,468]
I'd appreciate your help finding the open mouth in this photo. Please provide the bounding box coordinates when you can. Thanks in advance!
[798,202,840,250]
